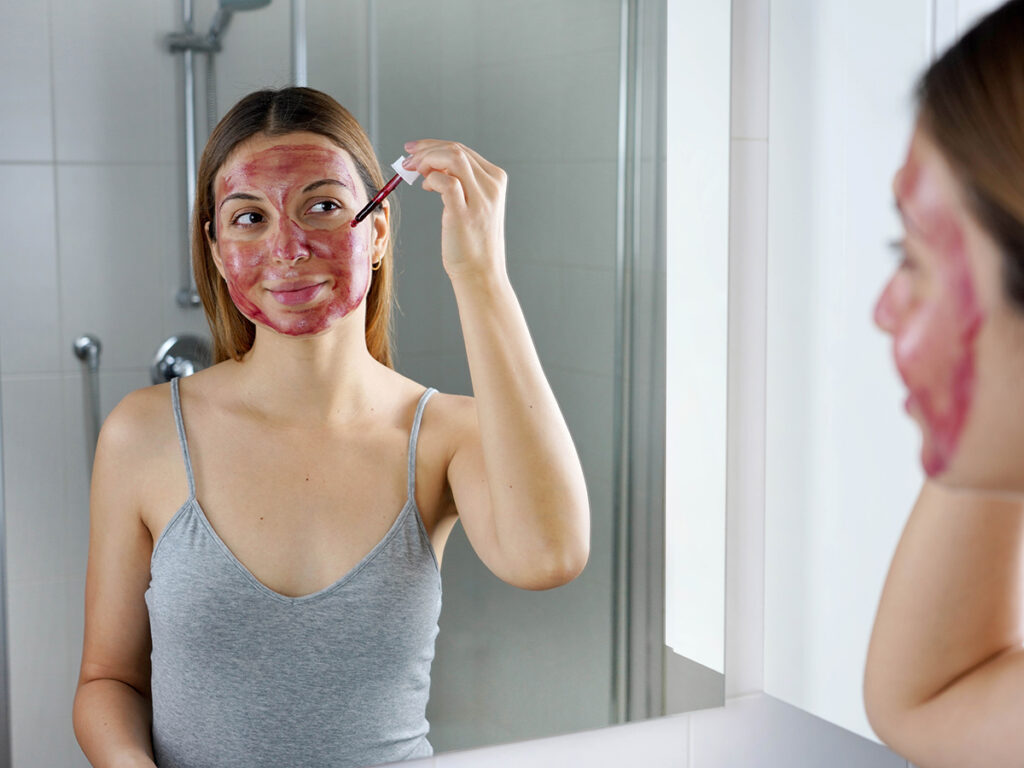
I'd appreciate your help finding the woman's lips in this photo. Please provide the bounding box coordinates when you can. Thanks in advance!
[267,281,326,306]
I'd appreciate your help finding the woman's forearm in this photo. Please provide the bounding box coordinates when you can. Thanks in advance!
[451,270,590,576]
[73,678,156,768]
[864,480,1024,766]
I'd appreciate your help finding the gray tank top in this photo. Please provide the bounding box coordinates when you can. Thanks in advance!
[145,378,442,768]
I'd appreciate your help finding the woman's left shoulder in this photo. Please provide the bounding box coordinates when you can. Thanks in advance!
[421,390,476,434]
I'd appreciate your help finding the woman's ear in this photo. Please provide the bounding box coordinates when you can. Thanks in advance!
[371,200,391,265]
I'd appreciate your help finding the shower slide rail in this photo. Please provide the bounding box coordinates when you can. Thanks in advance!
[72,334,102,475]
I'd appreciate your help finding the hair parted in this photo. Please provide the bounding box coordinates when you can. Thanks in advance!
[192,86,395,365]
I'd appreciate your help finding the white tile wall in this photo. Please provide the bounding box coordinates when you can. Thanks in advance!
[506,260,564,366]
[0,0,54,162]
[2,0,218,764]
[559,266,616,376]
[209,0,294,118]
[51,0,178,164]
[56,163,177,373]
[561,50,622,162]
[7,581,81,768]
[1,376,69,587]
[557,162,618,268]
[306,0,370,125]
[61,368,154,584]
[0,165,62,375]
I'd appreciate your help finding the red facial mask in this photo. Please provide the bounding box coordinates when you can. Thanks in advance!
[213,143,372,337]
[875,147,985,476]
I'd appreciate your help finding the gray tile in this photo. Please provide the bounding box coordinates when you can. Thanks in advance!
[1,375,68,585]
[62,368,152,584]
[558,266,615,376]
[556,161,617,270]
[8,580,80,767]
[507,261,563,371]
[51,0,177,163]
[211,0,293,119]
[475,59,563,164]
[0,0,53,161]
[56,164,174,373]
[0,164,62,375]
[560,49,621,163]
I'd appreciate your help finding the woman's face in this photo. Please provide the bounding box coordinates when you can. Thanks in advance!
[875,125,1024,488]
[209,131,382,338]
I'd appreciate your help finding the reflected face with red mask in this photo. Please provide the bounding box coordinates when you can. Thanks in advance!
[874,127,986,477]
[208,132,379,337]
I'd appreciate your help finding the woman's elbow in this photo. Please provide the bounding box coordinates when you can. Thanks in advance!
[863,670,912,752]
[521,534,590,590]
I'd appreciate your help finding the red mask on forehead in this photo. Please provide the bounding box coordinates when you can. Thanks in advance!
[875,146,985,476]
[213,143,373,337]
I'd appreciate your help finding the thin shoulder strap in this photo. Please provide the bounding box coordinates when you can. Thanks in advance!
[170,377,197,499]
[407,388,437,502]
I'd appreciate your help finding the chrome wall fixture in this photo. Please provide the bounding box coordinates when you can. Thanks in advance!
[0,373,10,768]
[166,0,273,308]
[151,335,213,384]
[72,334,103,474]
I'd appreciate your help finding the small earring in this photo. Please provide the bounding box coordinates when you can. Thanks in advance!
[372,259,383,271]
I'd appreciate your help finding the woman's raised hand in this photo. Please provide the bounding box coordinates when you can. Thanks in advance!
[402,140,508,281]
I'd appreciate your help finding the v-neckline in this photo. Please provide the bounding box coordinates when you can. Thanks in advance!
[181,494,416,605]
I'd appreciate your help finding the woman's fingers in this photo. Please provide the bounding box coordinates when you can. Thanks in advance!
[404,140,504,206]
[420,168,468,211]
[402,139,508,278]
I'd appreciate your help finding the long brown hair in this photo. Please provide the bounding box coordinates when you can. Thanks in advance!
[192,87,395,365]
[916,0,1024,311]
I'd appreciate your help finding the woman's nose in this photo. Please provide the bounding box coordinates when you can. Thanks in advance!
[874,277,901,334]
[271,217,311,263]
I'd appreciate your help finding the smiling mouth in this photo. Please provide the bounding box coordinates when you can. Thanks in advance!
[268,281,327,306]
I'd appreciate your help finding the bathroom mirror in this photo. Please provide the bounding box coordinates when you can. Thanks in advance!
[0,0,727,764]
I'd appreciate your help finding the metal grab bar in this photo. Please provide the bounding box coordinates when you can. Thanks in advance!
[72,334,102,474]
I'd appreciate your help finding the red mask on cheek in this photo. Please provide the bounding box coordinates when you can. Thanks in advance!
[883,155,985,476]
[214,144,373,337]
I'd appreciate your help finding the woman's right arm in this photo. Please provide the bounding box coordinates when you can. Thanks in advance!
[864,480,1024,768]
[73,393,159,768]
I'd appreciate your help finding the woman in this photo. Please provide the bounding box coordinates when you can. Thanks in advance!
[865,2,1024,765]
[72,87,589,768]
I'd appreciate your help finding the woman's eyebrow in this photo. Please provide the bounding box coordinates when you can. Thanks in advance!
[303,179,353,193]
[218,192,261,211]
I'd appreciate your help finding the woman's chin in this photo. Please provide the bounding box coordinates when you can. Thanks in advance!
[922,433,1024,495]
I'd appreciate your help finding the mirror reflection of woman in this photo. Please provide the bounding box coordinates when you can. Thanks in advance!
[71,87,590,768]
[866,2,1024,765]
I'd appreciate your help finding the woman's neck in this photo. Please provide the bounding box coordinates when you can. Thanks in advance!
[231,316,385,428]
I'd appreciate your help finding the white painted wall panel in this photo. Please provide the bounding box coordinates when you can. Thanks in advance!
[664,0,730,674]
[764,0,932,741]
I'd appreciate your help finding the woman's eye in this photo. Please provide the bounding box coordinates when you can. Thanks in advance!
[888,239,917,272]
[232,211,265,227]
[309,200,342,214]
